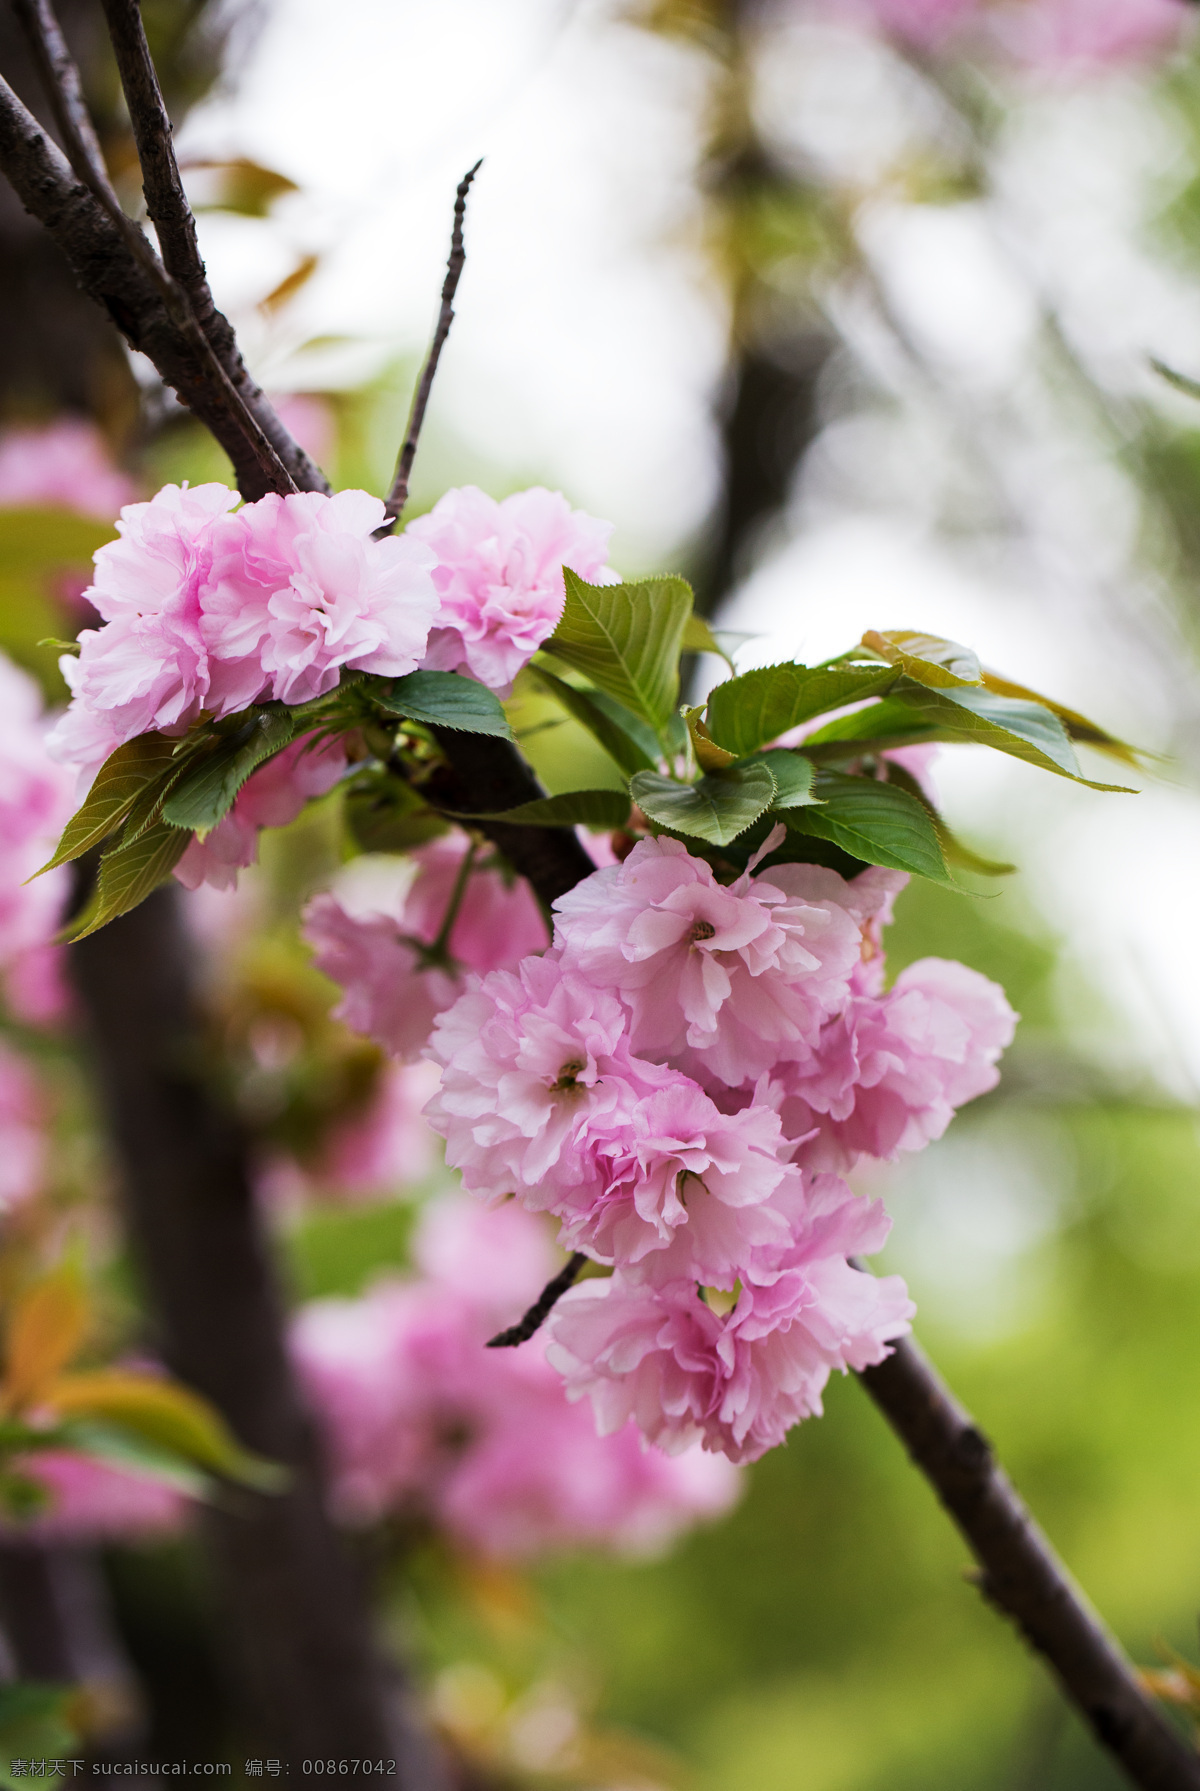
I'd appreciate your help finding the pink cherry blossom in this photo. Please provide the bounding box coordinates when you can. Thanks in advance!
[425,952,653,1204]
[0,418,136,518]
[304,834,548,1061]
[9,1449,189,1542]
[546,1177,912,1464]
[552,1076,795,1284]
[48,484,440,785]
[772,957,1017,1172]
[174,732,348,892]
[203,489,439,707]
[552,837,862,1084]
[0,654,76,1022]
[408,486,612,690]
[47,482,240,782]
[291,1193,740,1554]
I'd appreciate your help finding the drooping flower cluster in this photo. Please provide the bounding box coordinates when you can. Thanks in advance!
[421,834,1015,1463]
[291,1193,740,1556]
[304,834,548,1062]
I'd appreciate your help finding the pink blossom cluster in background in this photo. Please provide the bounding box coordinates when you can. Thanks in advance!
[0,653,76,1025]
[304,834,548,1062]
[6,1449,189,1543]
[829,0,1189,65]
[414,834,1015,1463]
[48,480,610,795]
[0,1041,49,1212]
[0,418,136,518]
[292,1193,741,1557]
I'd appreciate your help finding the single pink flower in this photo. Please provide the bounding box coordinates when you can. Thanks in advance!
[553,838,862,1084]
[203,488,439,707]
[408,486,612,691]
[772,957,1017,1172]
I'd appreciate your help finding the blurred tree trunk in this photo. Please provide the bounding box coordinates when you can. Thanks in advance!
[0,9,439,1771]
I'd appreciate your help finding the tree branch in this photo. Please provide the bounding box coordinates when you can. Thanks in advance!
[377,160,481,533]
[0,68,324,499]
[857,1333,1200,1788]
[487,1253,587,1348]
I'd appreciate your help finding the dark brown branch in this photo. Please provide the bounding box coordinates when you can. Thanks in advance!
[0,70,325,499]
[859,1331,1200,1790]
[10,0,288,502]
[68,885,445,1778]
[10,0,115,200]
[377,160,481,533]
[487,1252,587,1348]
[423,727,596,908]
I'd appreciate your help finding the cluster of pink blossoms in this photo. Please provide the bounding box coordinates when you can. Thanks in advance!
[46,480,609,890]
[291,1193,740,1557]
[414,833,1015,1464]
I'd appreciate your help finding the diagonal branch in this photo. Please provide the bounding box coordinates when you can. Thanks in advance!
[0,67,323,500]
[377,160,482,534]
[858,1331,1200,1789]
[10,0,115,201]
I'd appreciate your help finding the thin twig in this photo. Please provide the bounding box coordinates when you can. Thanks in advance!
[94,0,296,495]
[10,0,116,201]
[377,160,482,534]
[486,1252,587,1348]
[858,1327,1200,1790]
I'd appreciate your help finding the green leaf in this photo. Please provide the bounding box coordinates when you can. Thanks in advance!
[1150,355,1200,402]
[979,671,1141,766]
[369,670,514,738]
[891,683,1135,789]
[758,749,817,808]
[526,664,657,774]
[39,732,182,873]
[859,629,983,689]
[49,1370,284,1491]
[447,790,631,829]
[344,769,448,854]
[681,613,736,670]
[66,820,190,940]
[801,697,941,756]
[781,771,952,884]
[545,571,693,733]
[162,710,299,835]
[631,761,777,846]
[705,662,899,758]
